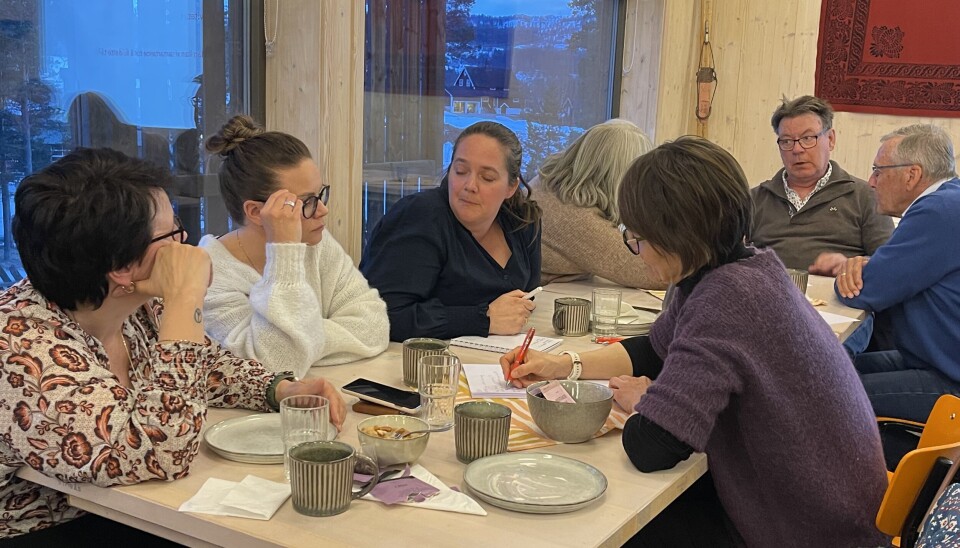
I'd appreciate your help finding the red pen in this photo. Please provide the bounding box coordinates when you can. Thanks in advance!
[595,336,624,345]
[506,327,536,387]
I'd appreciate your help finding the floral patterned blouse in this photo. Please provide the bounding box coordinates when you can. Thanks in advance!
[0,280,275,538]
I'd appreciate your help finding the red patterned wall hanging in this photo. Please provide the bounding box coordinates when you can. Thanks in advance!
[815,0,960,118]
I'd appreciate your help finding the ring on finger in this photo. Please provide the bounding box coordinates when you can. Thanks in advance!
[283,200,296,209]
[840,272,847,276]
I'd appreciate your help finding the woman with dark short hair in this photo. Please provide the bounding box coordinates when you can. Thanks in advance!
[0,148,345,543]
[500,137,889,546]
[360,121,542,341]
[199,115,388,377]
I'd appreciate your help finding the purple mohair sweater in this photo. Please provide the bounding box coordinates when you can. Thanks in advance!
[635,249,889,547]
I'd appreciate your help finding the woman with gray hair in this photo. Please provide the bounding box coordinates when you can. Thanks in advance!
[533,119,666,289]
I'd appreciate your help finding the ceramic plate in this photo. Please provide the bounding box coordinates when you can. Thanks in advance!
[463,453,607,514]
[204,413,336,464]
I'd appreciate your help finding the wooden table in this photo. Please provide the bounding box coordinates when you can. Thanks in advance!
[18,276,862,548]
[805,274,865,341]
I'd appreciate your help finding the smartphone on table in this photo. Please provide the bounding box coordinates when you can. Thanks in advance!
[341,378,421,414]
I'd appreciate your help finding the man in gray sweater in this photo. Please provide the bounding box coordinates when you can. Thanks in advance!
[749,96,894,276]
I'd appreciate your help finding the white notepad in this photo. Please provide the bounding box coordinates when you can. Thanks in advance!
[450,334,563,354]
[463,364,528,398]
[463,363,609,399]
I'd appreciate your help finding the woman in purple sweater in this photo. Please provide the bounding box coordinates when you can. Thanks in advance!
[501,137,889,547]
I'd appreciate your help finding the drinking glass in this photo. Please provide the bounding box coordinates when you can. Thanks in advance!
[280,395,329,481]
[417,354,461,429]
[592,288,623,338]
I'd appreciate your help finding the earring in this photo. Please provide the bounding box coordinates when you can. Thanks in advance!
[122,282,136,295]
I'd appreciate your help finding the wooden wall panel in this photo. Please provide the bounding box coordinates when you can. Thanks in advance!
[618,0,665,141]
[266,0,364,262]
[650,0,960,186]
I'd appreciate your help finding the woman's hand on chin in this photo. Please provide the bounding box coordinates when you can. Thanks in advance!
[137,244,211,303]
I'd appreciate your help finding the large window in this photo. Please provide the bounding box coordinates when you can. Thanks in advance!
[0,0,261,287]
[362,0,624,247]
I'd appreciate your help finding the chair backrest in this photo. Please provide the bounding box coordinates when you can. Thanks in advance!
[917,394,960,450]
[876,395,960,543]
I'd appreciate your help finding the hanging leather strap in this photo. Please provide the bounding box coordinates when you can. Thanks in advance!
[696,0,717,135]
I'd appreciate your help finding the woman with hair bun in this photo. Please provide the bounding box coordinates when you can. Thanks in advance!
[199,115,388,378]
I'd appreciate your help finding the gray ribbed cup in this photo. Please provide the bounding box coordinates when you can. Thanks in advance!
[288,441,378,517]
[552,297,591,336]
[786,268,809,294]
[455,402,511,464]
[402,338,449,388]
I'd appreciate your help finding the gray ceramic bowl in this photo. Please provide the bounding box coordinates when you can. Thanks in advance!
[356,415,430,466]
[526,381,614,443]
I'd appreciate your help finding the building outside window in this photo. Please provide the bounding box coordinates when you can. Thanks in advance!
[0,0,260,288]
[363,0,624,248]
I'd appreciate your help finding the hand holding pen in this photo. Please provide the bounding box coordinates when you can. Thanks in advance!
[506,327,536,388]
[487,289,537,335]
[522,286,542,300]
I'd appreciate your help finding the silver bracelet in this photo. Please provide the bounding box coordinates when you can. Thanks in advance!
[560,351,582,381]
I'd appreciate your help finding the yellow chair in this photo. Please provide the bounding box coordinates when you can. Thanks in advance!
[876,394,960,548]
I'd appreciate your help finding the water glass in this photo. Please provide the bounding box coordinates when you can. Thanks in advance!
[417,354,461,429]
[280,395,329,481]
[592,288,622,337]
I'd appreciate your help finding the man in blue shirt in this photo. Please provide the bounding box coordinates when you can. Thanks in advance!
[836,124,960,423]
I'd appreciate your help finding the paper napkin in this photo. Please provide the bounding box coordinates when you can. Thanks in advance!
[179,475,291,520]
[360,464,486,516]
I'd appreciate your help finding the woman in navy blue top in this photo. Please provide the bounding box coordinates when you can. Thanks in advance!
[360,122,542,341]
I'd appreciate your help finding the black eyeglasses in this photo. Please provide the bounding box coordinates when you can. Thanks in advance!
[870,163,914,178]
[619,224,642,255]
[301,185,330,218]
[150,216,187,244]
[776,129,828,151]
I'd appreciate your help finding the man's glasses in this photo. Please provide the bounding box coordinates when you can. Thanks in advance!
[870,163,913,178]
[619,224,642,255]
[776,129,828,151]
[301,185,330,218]
[150,216,187,244]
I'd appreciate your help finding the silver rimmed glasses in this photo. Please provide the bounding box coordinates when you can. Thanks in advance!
[870,163,914,178]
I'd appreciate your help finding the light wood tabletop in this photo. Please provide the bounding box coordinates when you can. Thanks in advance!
[18,275,861,548]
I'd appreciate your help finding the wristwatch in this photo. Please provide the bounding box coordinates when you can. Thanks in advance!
[265,371,298,411]
[560,351,582,381]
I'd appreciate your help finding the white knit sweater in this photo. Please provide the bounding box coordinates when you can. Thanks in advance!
[199,234,390,377]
